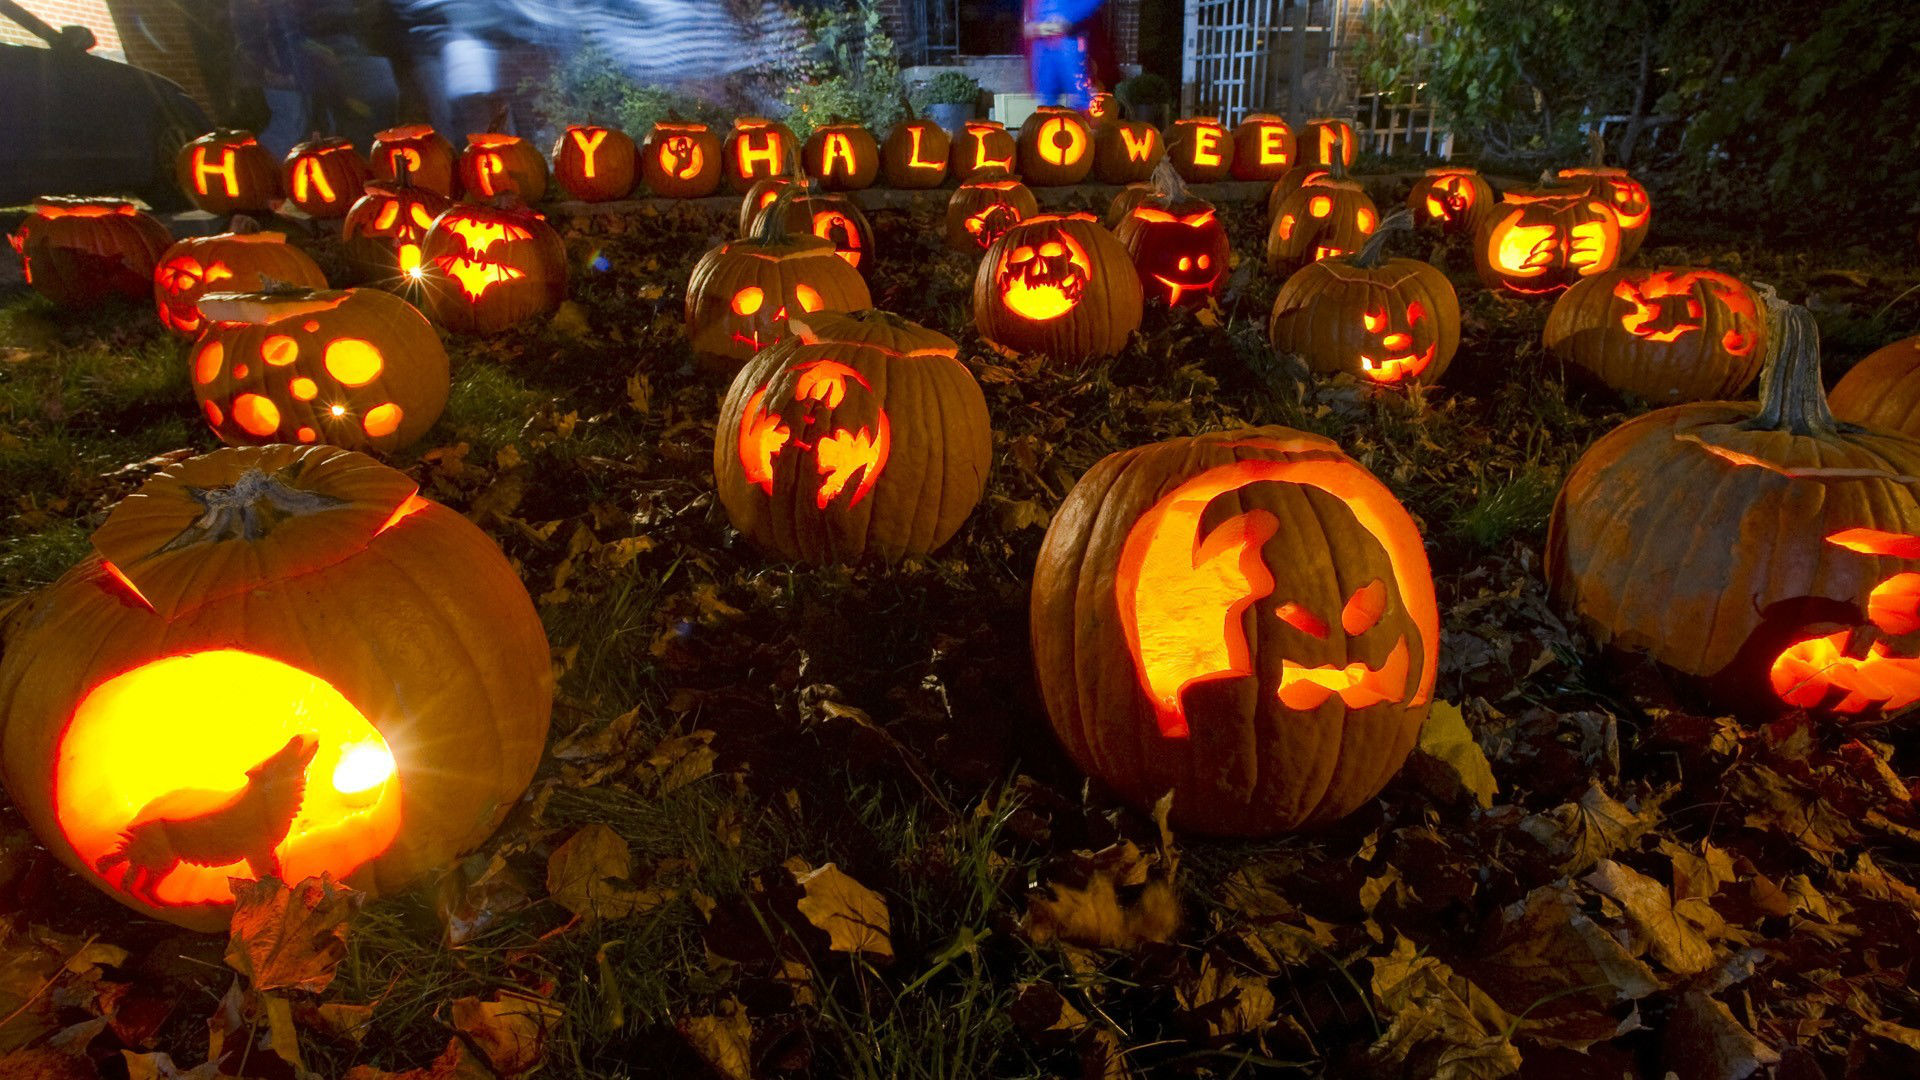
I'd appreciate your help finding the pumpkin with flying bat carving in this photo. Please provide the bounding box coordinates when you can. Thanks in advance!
[1112,161,1231,308]
[1032,427,1438,834]
[1269,212,1459,386]
[973,212,1142,363]
[945,170,1039,253]
[371,124,459,197]
[418,200,568,333]
[153,223,326,336]
[13,197,171,307]
[551,124,638,202]
[640,119,723,197]
[1544,267,1767,403]
[176,129,280,215]
[686,190,872,369]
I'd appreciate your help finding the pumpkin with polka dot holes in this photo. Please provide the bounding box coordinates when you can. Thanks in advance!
[190,287,448,454]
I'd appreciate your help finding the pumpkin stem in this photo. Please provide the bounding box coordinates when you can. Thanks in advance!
[898,91,916,122]
[487,104,510,134]
[752,185,798,245]
[1325,135,1351,182]
[392,155,413,190]
[1348,209,1413,269]
[158,467,349,551]
[1146,157,1202,210]
[1586,130,1607,168]
[247,275,316,297]
[228,215,261,235]
[1743,288,1847,437]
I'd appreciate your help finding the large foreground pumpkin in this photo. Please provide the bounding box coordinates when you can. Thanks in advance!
[1831,335,1920,439]
[1032,428,1438,835]
[1547,302,1920,716]
[0,445,552,930]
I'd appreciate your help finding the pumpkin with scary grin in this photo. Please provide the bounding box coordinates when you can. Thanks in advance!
[686,191,872,369]
[973,212,1142,363]
[341,164,452,288]
[1269,212,1459,386]
[418,200,568,333]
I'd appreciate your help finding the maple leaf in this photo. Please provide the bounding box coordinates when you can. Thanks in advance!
[677,998,751,1080]
[789,860,894,962]
[1583,859,1717,976]
[1411,699,1498,809]
[224,874,363,994]
[1519,782,1663,873]
[450,991,561,1079]
[1367,936,1521,1080]
[546,824,677,923]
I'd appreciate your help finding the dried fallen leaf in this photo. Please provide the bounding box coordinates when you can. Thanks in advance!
[450,991,561,1078]
[1368,936,1521,1080]
[1662,991,1779,1080]
[639,730,717,796]
[1519,782,1661,873]
[1583,859,1716,975]
[677,998,751,1080]
[790,861,893,962]
[1022,871,1178,951]
[1412,699,1498,809]
[122,1049,227,1080]
[1177,952,1276,1039]
[224,874,363,993]
[343,1038,491,1080]
[546,823,677,922]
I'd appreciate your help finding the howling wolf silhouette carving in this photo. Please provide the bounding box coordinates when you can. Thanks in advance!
[95,734,318,905]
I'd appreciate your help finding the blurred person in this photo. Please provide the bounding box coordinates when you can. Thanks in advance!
[507,0,803,86]
[392,0,523,136]
[231,0,400,153]
[1024,0,1104,109]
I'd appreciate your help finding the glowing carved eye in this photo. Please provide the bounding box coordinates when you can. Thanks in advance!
[1009,246,1036,264]
[1177,256,1191,271]
[1277,214,1296,240]
[1197,254,1211,269]
[1275,600,1329,639]
[794,283,824,312]
[193,342,224,384]
[732,287,764,315]
[1309,195,1331,218]
[1407,301,1426,324]
[232,394,280,437]
[362,403,403,438]
[323,340,384,386]
[1039,241,1065,258]
[410,204,436,230]
[1362,309,1383,332]
[1357,207,1376,231]
[290,377,319,400]
[262,335,298,366]
[1342,580,1388,635]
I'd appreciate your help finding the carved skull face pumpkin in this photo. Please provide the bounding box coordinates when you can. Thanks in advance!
[153,230,327,336]
[999,229,1092,321]
[972,213,1143,363]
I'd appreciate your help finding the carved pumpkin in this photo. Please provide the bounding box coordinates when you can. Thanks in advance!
[458,133,548,203]
[1301,117,1356,166]
[282,136,371,219]
[1165,117,1234,183]
[419,200,568,334]
[1230,114,1294,181]
[1265,157,1379,275]
[1547,301,1920,716]
[341,164,452,287]
[945,170,1039,253]
[686,192,873,368]
[1269,212,1459,386]
[724,117,797,193]
[1264,163,1331,221]
[748,187,876,274]
[737,176,798,235]
[881,103,950,189]
[1473,181,1623,295]
[1112,162,1230,308]
[1405,166,1493,237]
[1557,135,1651,259]
[190,286,448,452]
[1092,118,1163,184]
[640,119,723,198]
[1543,267,1767,403]
[802,120,880,192]
[0,444,551,930]
[13,197,172,307]
[370,124,459,197]
[1831,336,1920,439]
[175,130,280,215]
[949,120,1018,183]
[973,212,1142,363]
[1103,182,1153,228]
[1016,106,1095,186]
[1086,92,1118,124]
[153,225,326,336]
[714,309,991,564]
[1031,427,1438,834]
[551,125,637,202]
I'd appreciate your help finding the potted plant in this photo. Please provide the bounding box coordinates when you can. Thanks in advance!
[1116,73,1174,129]
[916,72,983,137]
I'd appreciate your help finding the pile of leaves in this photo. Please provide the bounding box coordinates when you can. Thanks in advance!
[0,185,1918,1079]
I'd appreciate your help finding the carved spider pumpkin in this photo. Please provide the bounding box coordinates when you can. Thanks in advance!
[1543,267,1767,403]
[1301,117,1356,166]
[1265,158,1379,275]
[714,309,991,563]
[1017,106,1095,186]
[551,125,637,202]
[802,120,880,191]
[153,225,326,336]
[881,104,950,189]
[686,192,873,368]
[1032,427,1438,834]
[945,170,1039,253]
[1831,336,1920,439]
[190,285,448,452]
[1264,164,1331,221]
[1092,118,1163,184]
[282,136,372,219]
[1269,212,1459,386]
[1548,301,1920,717]
[13,197,172,307]
[640,119,724,197]
[419,200,568,334]
[1406,167,1493,237]
[1473,182,1623,295]
[973,212,1142,363]
[1230,114,1294,181]
[748,187,876,274]
[0,444,550,929]
[175,130,280,215]
[1557,135,1651,259]
[458,133,548,203]
[1112,163,1230,308]
[370,124,459,197]
[949,120,1018,183]
[1165,117,1234,183]
[341,164,452,287]
[724,117,797,193]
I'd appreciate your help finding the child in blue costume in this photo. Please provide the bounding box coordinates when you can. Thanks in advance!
[1024,0,1105,109]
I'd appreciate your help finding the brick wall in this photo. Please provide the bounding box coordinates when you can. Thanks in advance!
[0,0,124,56]
[107,0,209,106]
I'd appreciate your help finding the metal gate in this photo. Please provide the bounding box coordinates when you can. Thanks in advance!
[1180,0,1344,126]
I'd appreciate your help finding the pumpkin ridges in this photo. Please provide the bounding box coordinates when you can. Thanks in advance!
[1831,337,1920,439]
[1544,268,1768,404]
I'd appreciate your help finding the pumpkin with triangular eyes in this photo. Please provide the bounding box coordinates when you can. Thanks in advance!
[283,136,371,219]
[1017,106,1095,186]
[176,129,281,215]
[153,224,327,336]
[552,124,638,202]
[458,133,548,203]
[949,120,1018,182]
[1265,158,1379,275]
[973,213,1142,363]
[12,197,172,307]
[342,166,451,287]
[640,119,724,197]
[418,200,568,333]
[1165,117,1234,183]
[687,193,873,369]
[371,124,459,197]
[1474,181,1622,296]
[1112,163,1230,308]
[1406,167,1493,237]
[945,170,1039,253]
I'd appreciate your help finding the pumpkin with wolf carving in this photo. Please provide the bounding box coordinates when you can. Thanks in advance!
[0,445,552,930]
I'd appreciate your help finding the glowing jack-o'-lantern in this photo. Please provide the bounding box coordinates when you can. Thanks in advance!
[1474,182,1623,295]
[1557,136,1651,259]
[1270,211,1460,386]
[1092,117,1163,184]
[686,191,873,369]
[1301,117,1356,166]
[1265,158,1379,275]
[749,188,876,274]
[283,136,372,219]
[370,124,459,197]
[1016,106,1095,186]
[153,224,326,336]
[974,213,1142,363]
[175,130,280,215]
[190,285,449,452]
[945,170,1039,253]
[1165,117,1234,183]
[342,164,453,288]
[724,117,797,193]
[1406,167,1493,237]
[1831,335,1920,440]
[803,120,880,191]
[552,124,638,202]
[458,133,548,203]
[640,119,724,197]
[949,120,1018,183]
[1548,300,1920,718]
[715,309,991,564]
[1264,163,1330,221]
[13,197,171,308]
[880,103,951,189]
[1031,427,1438,835]
[1086,92,1118,124]
[0,445,551,929]
[1544,267,1767,403]
[1112,162,1230,308]
[1230,114,1294,181]
[419,200,568,333]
